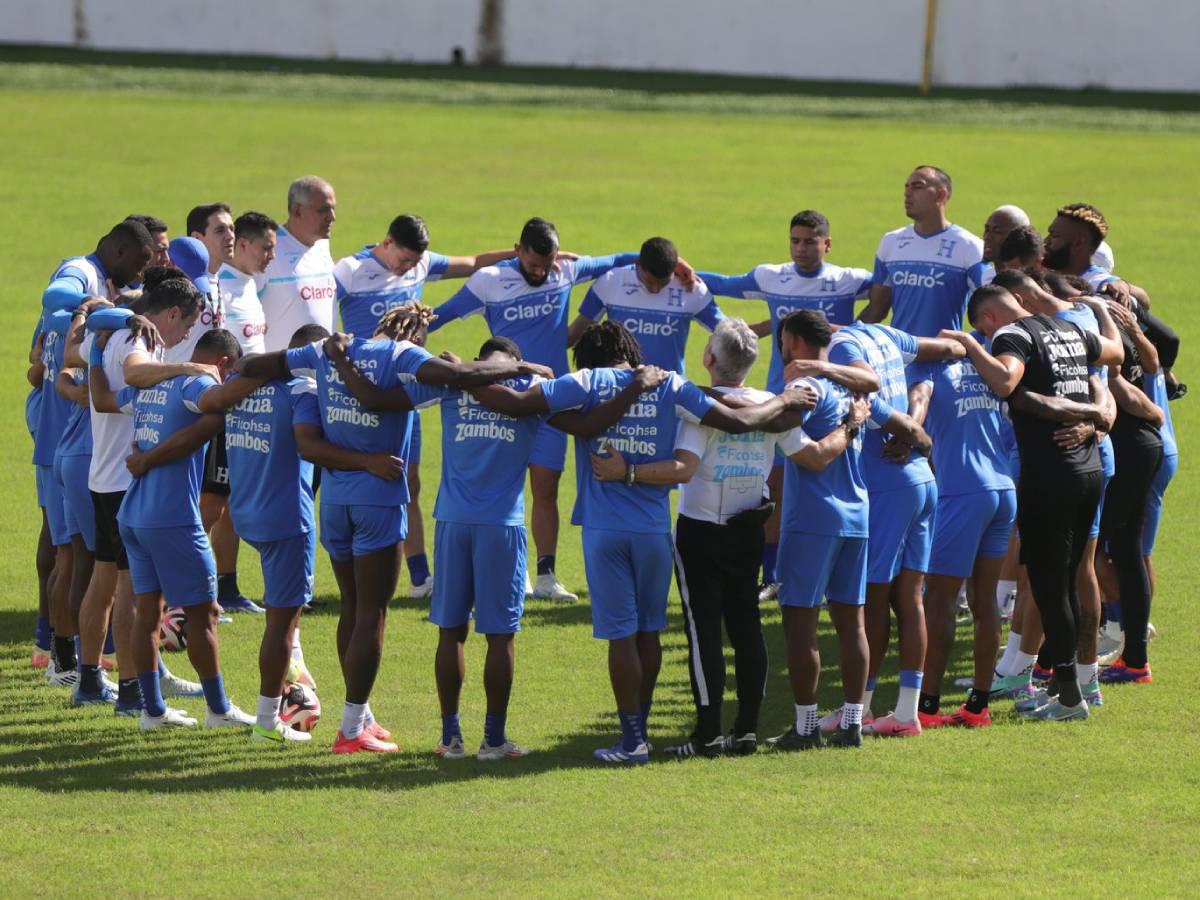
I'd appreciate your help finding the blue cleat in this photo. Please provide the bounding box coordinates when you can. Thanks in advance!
[220,596,265,615]
[593,741,649,765]
[72,684,117,707]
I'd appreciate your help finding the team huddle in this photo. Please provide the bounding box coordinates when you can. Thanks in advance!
[26,166,1180,762]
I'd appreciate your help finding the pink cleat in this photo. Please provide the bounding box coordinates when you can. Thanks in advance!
[865,712,922,737]
[819,708,874,734]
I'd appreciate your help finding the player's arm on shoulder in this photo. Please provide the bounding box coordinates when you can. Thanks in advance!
[552,365,669,438]
[701,382,817,434]
[698,270,759,298]
[470,382,550,417]
[416,352,549,389]
[55,371,89,407]
[784,358,880,395]
[915,336,966,362]
[323,337,415,411]
[292,423,404,481]
[123,347,216,388]
[785,394,869,472]
[126,414,223,478]
[237,350,291,380]
[195,375,270,414]
[441,249,516,278]
[1073,297,1124,366]
[947,329,1024,398]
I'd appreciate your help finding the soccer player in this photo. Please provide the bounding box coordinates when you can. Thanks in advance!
[941,285,1122,721]
[216,211,276,356]
[980,205,1030,281]
[994,225,1043,272]
[860,165,987,336]
[539,321,816,764]
[568,236,724,374]
[240,304,556,753]
[697,210,873,597]
[260,176,337,351]
[125,214,171,268]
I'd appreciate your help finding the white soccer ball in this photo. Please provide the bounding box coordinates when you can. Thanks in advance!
[159,607,187,652]
[279,682,321,733]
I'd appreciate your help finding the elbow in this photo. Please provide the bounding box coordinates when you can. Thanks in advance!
[860,375,882,394]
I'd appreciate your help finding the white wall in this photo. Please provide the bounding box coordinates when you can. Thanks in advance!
[4,0,1198,93]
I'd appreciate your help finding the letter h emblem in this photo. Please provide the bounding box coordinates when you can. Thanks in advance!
[937,239,957,259]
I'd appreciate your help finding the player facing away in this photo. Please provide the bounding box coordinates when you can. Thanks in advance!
[567,236,724,374]
[537,321,816,764]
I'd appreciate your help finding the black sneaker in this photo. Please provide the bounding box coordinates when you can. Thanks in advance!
[664,735,725,759]
[827,724,863,748]
[723,731,758,756]
[766,726,823,751]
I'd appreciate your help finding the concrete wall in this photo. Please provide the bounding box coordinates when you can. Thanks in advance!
[4,0,1198,92]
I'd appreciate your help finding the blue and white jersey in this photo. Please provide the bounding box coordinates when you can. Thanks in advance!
[1054,302,1114,477]
[55,374,92,460]
[701,262,871,392]
[1080,264,1120,293]
[541,368,715,533]
[919,359,1014,496]
[430,254,637,376]
[777,376,868,537]
[405,375,544,527]
[225,376,320,543]
[33,309,74,466]
[828,322,932,492]
[116,375,218,529]
[873,224,986,336]
[1148,371,1177,458]
[284,337,433,507]
[334,245,450,339]
[578,266,724,375]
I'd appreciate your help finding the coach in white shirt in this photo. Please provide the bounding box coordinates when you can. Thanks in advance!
[260,176,337,352]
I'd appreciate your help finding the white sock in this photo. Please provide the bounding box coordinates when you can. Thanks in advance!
[1014,650,1038,673]
[1076,662,1098,686]
[995,631,1023,675]
[794,703,818,736]
[861,688,874,715]
[341,702,367,739]
[363,702,376,726]
[996,579,1016,608]
[841,702,864,729]
[894,686,919,723]
[291,629,304,663]
[1102,619,1123,640]
[256,694,281,730]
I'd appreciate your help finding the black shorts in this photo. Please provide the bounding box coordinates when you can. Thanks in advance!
[91,489,129,570]
[202,430,230,497]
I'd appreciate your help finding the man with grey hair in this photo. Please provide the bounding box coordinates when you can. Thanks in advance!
[260,176,338,352]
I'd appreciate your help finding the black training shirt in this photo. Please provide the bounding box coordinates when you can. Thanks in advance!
[1110,329,1164,454]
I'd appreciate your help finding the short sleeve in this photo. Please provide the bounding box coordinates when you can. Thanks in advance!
[872,255,888,285]
[332,258,353,301]
[868,394,895,428]
[776,424,811,456]
[671,374,717,423]
[674,419,709,457]
[885,325,920,364]
[695,294,725,331]
[440,282,486,320]
[290,381,321,427]
[1080,326,1102,364]
[851,268,873,298]
[181,375,219,412]
[116,385,139,415]
[425,252,451,281]
[578,286,605,320]
[403,381,446,409]
[828,333,866,366]
[285,342,322,376]
[391,341,435,379]
[541,370,592,413]
[991,325,1033,364]
[967,260,987,291]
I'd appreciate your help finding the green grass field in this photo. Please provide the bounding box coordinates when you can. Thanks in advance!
[2,52,1198,897]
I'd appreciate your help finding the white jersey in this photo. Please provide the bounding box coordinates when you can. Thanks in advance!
[216,263,268,355]
[1092,240,1115,272]
[259,227,336,352]
[162,280,222,364]
[86,330,161,493]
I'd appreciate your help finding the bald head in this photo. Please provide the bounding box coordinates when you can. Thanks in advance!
[983,205,1031,263]
[286,175,337,246]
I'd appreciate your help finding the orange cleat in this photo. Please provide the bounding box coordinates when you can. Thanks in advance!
[365,720,392,741]
[917,710,946,729]
[333,729,398,754]
[943,704,993,728]
[31,648,50,669]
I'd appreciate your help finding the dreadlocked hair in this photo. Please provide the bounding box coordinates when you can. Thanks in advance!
[573,320,643,370]
[374,302,437,342]
[1057,202,1109,250]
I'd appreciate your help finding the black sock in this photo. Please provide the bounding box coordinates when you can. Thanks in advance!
[48,629,58,666]
[217,572,239,604]
[1054,664,1082,706]
[537,555,555,576]
[54,635,77,671]
[965,688,989,714]
[118,677,142,707]
[79,664,102,694]
[918,692,940,716]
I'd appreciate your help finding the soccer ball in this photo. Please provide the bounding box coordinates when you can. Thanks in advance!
[159,607,187,652]
[279,682,321,732]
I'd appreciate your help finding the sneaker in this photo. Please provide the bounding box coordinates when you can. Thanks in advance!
[943,704,993,728]
[139,707,198,729]
[767,726,823,751]
[160,670,204,698]
[365,719,393,741]
[435,736,465,759]
[100,671,118,693]
[1022,699,1089,722]
[917,710,946,729]
[252,721,312,744]
[1083,679,1104,707]
[72,684,117,706]
[532,572,578,604]
[723,732,758,756]
[1099,659,1153,684]
[864,712,921,737]
[333,729,398,754]
[757,582,780,603]
[478,739,530,761]
[827,724,863,747]
[217,613,234,624]
[592,741,649,764]
[989,671,1034,699]
[46,660,79,688]
[219,595,265,614]
[1031,664,1053,683]
[205,704,254,728]
[1014,689,1056,713]
[1098,646,1124,667]
[286,658,317,692]
[31,647,50,669]
[819,708,874,735]
[663,736,725,759]
[408,578,434,600]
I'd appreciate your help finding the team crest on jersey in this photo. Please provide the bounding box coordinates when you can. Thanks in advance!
[937,239,957,259]
[820,277,836,293]
[666,287,684,308]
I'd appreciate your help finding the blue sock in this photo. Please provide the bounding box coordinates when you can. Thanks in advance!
[201,674,230,714]
[103,622,115,656]
[74,635,83,672]
[158,659,170,678]
[35,616,51,650]
[407,553,430,587]
[441,712,461,746]
[618,711,643,752]
[137,671,166,717]
[866,674,878,691]
[1103,602,1123,627]
[899,669,924,690]
[640,700,653,738]
[762,543,779,585]
[484,712,507,748]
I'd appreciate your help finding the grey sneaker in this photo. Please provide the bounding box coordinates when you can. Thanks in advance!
[477,739,530,761]
[1022,699,1089,722]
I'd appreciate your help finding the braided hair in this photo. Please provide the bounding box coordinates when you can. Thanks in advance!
[1057,202,1108,250]
[573,320,643,370]
[374,302,437,343]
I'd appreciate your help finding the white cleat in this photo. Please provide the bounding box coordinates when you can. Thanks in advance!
[757,582,780,603]
[100,671,119,693]
[140,707,198,730]
[408,578,434,600]
[533,572,578,604]
[160,670,204,698]
[252,721,312,744]
[524,574,534,597]
[46,659,80,688]
[205,704,255,728]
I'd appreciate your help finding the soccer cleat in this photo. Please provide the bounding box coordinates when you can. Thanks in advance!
[160,670,204,698]
[365,720,393,741]
[1146,622,1157,641]
[865,712,921,737]
[46,660,80,688]
[72,684,118,706]
[286,658,317,692]
[252,721,312,744]
[1097,630,1124,659]
[139,707,198,729]
[1099,659,1152,684]
[827,724,863,748]
[757,582,780,604]
[1083,679,1104,707]
[989,671,1034,699]
[31,647,51,669]
[767,726,823,751]
[1023,699,1089,722]
[478,739,530,761]
[592,742,649,764]
[1031,664,1053,683]
[1014,689,1054,714]
[532,573,578,604]
[943,705,992,728]
[917,710,946,729]
[114,699,143,718]
[819,708,874,735]
[434,736,465,759]
[220,595,265,614]
[1098,646,1124,667]
[408,578,434,600]
[333,730,398,754]
[663,736,725,759]
[204,704,254,728]
[723,732,758,756]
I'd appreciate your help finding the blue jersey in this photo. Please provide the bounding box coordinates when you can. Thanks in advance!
[116,375,218,529]
[284,337,433,507]
[225,376,321,543]
[334,246,450,338]
[578,265,724,375]
[828,322,933,492]
[701,262,871,391]
[873,224,986,336]
[920,359,1014,495]
[33,310,75,466]
[55,375,92,459]
[1080,264,1120,292]
[1148,371,1177,458]
[430,254,637,376]
[777,376,868,537]
[541,368,715,533]
[406,375,544,527]
[1055,302,1115,477]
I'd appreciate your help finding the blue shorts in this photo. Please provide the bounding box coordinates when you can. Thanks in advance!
[407,414,422,466]
[319,502,407,561]
[583,528,673,640]
[778,532,867,607]
[431,520,527,633]
[928,489,1017,579]
[119,522,217,606]
[529,420,567,472]
[1142,453,1177,556]
[56,453,96,552]
[866,480,938,583]
[1089,469,1113,539]
[37,463,71,546]
[249,531,315,608]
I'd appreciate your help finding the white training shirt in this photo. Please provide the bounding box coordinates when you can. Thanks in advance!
[85,330,161,493]
[162,282,223,365]
[259,227,336,351]
[217,263,268,355]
